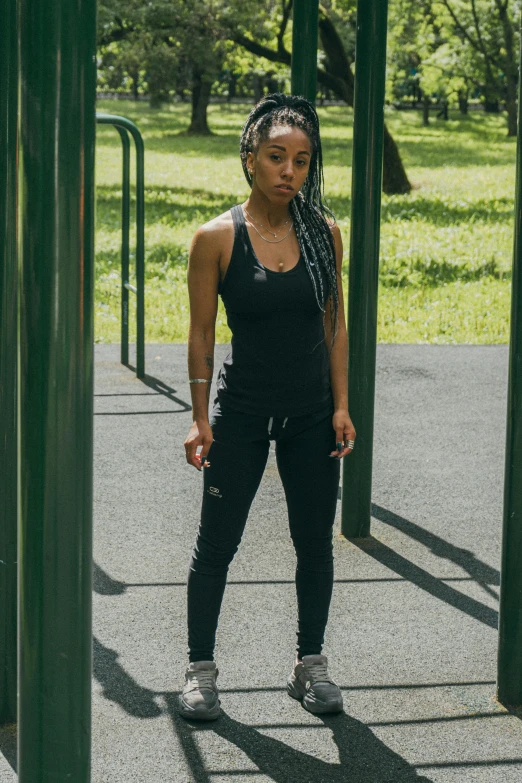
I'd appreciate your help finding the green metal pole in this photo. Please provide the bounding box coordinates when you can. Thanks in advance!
[0,0,18,726]
[17,0,96,778]
[96,114,145,378]
[497,14,522,708]
[341,0,389,538]
[116,127,131,367]
[135,125,145,381]
[291,0,319,103]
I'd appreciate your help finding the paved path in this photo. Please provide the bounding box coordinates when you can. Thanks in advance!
[2,343,521,782]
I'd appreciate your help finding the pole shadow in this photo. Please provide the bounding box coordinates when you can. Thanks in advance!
[371,504,499,595]
[334,503,499,629]
[126,367,192,411]
[348,535,498,629]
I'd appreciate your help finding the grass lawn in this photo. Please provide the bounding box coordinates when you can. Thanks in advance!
[95,99,516,344]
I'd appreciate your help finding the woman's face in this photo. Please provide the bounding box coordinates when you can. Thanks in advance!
[247,125,312,203]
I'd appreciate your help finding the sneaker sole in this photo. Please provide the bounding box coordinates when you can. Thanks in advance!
[302,696,344,714]
[287,679,343,714]
[178,696,221,721]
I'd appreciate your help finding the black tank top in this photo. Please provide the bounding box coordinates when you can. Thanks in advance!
[215,204,333,417]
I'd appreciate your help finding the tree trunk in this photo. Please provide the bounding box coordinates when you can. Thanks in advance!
[458,92,468,114]
[317,14,411,194]
[188,71,213,135]
[253,73,263,103]
[422,93,430,126]
[484,90,500,113]
[382,124,411,195]
[505,81,517,137]
[496,0,517,136]
[131,70,139,101]
[484,99,500,113]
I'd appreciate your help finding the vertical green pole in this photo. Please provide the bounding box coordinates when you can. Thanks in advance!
[18,0,96,779]
[135,130,145,380]
[497,13,522,709]
[291,0,319,103]
[0,0,18,726]
[116,127,131,367]
[341,0,389,538]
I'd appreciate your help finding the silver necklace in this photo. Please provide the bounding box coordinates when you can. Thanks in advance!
[243,207,292,239]
[245,215,294,244]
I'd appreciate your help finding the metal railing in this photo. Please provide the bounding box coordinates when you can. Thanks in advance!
[96,113,145,379]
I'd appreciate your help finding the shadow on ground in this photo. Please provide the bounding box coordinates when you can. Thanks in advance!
[167,703,433,783]
[0,724,17,774]
[93,632,432,782]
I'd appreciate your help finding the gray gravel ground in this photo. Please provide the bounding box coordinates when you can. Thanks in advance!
[2,343,522,782]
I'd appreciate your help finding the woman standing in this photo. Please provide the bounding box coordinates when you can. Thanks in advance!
[181,94,356,720]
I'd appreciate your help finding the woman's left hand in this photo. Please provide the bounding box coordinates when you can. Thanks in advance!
[330,409,356,459]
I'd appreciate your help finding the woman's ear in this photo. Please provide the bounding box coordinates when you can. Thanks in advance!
[246,151,255,177]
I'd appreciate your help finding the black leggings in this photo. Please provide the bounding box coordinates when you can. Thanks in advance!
[187,403,340,662]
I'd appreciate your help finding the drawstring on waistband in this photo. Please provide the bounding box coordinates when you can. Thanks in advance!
[268,416,288,434]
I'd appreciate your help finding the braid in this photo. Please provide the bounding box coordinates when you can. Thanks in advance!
[239,93,339,347]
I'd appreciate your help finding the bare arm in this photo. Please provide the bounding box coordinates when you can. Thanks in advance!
[184,225,220,469]
[325,224,348,411]
[324,224,356,457]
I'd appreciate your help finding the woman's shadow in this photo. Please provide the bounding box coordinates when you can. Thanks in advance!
[166,699,433,783]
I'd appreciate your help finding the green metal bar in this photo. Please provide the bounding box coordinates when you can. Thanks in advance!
[116,126,131,366]
[96,113,145,379]
[17,0,96,778]
[497,14,522,708]
[135,126,145,381]
[0,0,18,727]
[291,0,319,103]
[341,0,389,538]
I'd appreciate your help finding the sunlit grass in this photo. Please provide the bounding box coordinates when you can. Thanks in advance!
[95,100,516,343]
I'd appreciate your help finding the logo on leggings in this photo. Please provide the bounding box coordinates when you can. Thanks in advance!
[207,486,222,498]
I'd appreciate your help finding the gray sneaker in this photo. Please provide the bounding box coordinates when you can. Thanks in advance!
[179,661,221,720]
[287,654,343,714]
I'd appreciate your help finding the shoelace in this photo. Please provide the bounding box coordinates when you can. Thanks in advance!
[302,661,334,684]
[186,669,217,692]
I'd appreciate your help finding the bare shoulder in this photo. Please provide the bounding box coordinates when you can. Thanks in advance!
[325,216,341,240]
[327,219,342,249]
[190,209,234,258]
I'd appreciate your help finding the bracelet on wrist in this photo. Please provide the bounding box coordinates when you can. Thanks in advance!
[189,378,212,384]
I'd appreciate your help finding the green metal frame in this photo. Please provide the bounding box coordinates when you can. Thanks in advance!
[0,0,18,727]
[96,113,145,379]
[291,0,319,102]
[341,0,389,538]
[497,14,522,708]
[290,0,389,539]
[17,0,96,779]
[3,10,522,783]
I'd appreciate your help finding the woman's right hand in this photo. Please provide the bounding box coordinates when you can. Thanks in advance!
[184,420,213,471]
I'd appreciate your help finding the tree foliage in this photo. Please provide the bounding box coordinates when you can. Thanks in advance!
[96,0,522,193]
[388,0,520,134]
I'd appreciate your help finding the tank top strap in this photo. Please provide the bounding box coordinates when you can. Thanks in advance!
[230,204,246,239]
[219,205,249,295]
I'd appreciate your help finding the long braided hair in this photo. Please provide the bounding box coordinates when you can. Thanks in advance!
[239,93,339,347]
